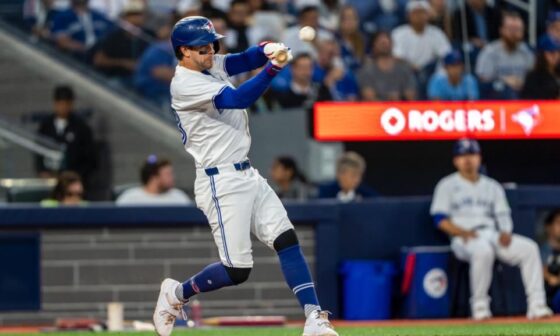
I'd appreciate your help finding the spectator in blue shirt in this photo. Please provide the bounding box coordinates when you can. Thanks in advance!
[318,151,379,202]
[134,21,177,109]
[50,0,113,60]
[428,50,479,100]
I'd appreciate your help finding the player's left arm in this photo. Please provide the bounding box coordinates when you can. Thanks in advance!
[223,42,286,76]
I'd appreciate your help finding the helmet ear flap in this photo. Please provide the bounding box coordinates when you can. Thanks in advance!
[213,40,220,54]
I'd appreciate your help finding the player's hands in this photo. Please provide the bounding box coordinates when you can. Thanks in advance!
[499,232,512,247]
[460,230,477,242]
[260,41,293,67]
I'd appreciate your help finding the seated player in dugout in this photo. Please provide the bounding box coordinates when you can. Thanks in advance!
[430,138,552,320]
[152,16,337,336]
[541,209,560,313]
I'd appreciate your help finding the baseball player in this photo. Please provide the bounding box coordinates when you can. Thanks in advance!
[152,16,338,336]
[430,138,552,320]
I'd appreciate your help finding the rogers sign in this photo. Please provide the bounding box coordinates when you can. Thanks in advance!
[381,107,497,135]
[314,101,557,141]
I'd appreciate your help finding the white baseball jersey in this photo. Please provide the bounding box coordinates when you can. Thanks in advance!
[430,172,513,233]
[170,55,251,168]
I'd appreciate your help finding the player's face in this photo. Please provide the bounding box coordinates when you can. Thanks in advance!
[187,43,215,70]
[54,99,73,118]
[157,165,175,192]
[547,217,560,242]
[63,181,83,205]
[453,154,481,175]
[337,168,362,192]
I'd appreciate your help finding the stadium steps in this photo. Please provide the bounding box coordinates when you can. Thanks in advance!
[0,20,195,196]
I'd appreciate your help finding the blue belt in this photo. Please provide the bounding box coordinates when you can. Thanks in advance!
[205,160,251,176]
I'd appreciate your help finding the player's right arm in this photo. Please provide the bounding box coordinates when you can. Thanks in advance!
[430,179,477,241]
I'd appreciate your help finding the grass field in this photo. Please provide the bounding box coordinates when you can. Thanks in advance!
[4,323,560,336]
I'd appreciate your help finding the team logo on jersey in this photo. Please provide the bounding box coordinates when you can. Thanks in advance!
[423,268,448,299]
[512,105,541,136]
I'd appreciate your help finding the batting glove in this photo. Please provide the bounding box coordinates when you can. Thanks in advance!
[260,41,293,68]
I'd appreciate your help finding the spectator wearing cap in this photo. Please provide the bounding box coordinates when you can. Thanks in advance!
[36,86,97,188]
[116,156,192,205]
[520,35,560,99]
[93,0,151,84]
[318,151,379,202]
[430,138,552,320]
[392,0,451,71]
[392,0,451,98]
[428,50,479,101]
[50,0,113,60]
[541,209,560,313]
[541,11,560,46]
[450,0,501,50]
[282,5,334,58]
[358,31,417,101]
[475,11,534,99]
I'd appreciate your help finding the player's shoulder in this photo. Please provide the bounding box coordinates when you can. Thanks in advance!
[436,172,460,188]
[479,175,503,189]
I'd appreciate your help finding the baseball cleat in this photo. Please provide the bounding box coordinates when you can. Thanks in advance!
[302,310,338,336]
[527,305,553,319]
[472,307,492,321]
[153,278,187,336]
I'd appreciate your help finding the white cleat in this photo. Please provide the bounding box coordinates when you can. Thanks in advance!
[472,307,492,321]
[153,278,187,336]
[527,305,553,320]
[302,310,338,336]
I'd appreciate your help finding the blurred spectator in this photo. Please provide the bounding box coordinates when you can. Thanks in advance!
[209,15,229,54]
[541,209,560,313]
[520,35,560,99]
[89,0,128,20]
[270,53,332,109]
[36,86,96,187]
[317,0,340,31]
[315,39,359,101]
[23,0,67,39]
[50,0,113,59]
[224,0,251,53]
[134,19,176,108]
[428,0,451,33]
[343,0,377,33]
[41,171,86,206]
[270,156,313,201]
[200,0,227,19]
[283,5,334,58]
[176,0,202,17]
[337,5,365,71]
[93,0,151,83]
[318,151,379,202]
[428,50,479,100]
[358,31,416,101]
[392,0,451,98]
[544,11,560,42]
[451,0,501,50]
[116,156,192,205]
[430,138,552,320]
[475,12,534,99]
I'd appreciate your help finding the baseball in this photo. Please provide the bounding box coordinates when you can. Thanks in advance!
[298,26,316,42]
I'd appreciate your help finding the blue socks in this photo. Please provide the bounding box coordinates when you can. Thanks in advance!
[277,245,321,317]
[177,262,234,301]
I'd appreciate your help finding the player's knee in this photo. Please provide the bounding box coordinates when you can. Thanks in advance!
[273,229,299,252]
[472,244,494,261]
[225,266,252,285]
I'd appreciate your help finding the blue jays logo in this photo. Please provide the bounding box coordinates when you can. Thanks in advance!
[202,21,214,33]
[512,105,540,136]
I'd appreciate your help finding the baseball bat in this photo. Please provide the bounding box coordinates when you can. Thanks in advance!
[274,49,288,64]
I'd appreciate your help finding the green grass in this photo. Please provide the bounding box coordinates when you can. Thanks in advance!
[5,324,560,336]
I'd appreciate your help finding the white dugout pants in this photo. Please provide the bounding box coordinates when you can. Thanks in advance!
[194,166,294,268]
[451,229,546,311]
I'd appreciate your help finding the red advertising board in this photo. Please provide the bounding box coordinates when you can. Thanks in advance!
[314,101,560,141]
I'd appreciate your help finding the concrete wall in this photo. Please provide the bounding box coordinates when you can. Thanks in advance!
[0,226,315,325]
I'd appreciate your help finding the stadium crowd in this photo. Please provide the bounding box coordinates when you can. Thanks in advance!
[20,0,560,111]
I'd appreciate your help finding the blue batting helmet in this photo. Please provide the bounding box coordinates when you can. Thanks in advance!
[453,138,481,157]
[171,16,224,53]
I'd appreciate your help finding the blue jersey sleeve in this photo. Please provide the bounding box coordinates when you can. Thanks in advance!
[214,63,281,109]
[224,46,269,76]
